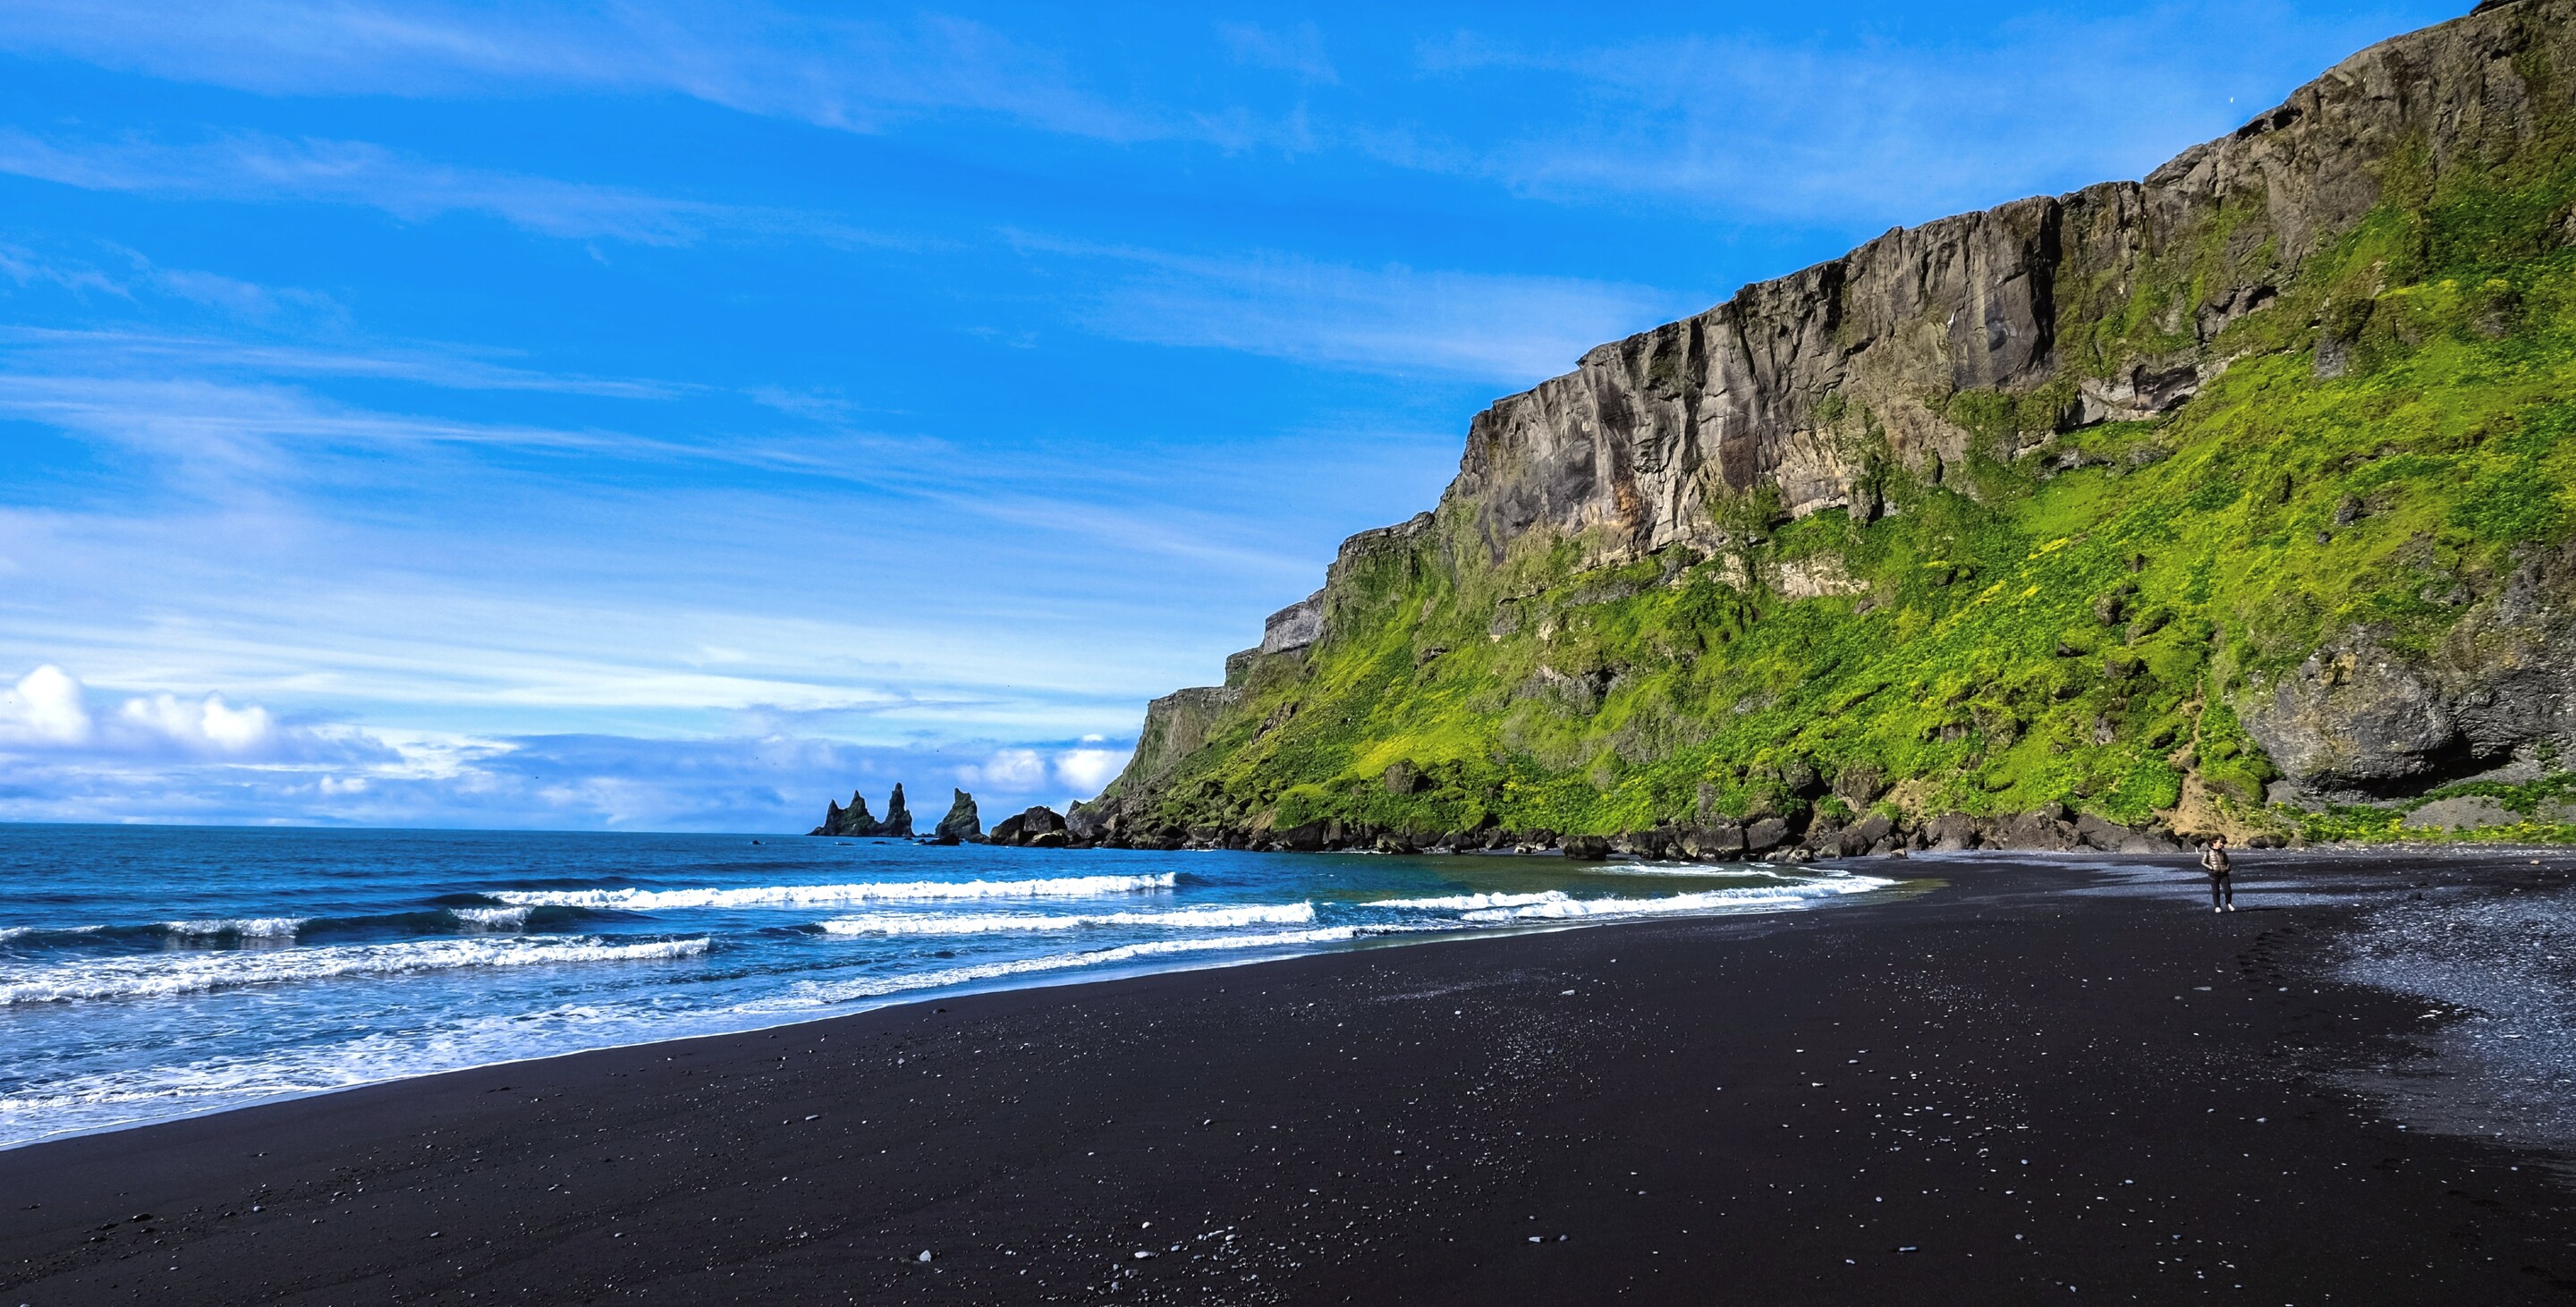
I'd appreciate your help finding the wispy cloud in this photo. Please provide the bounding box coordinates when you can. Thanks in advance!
[1388,3,2436,223]
[1218,21,1338,85]
[0,324,683,400]
[0,0,2436,228]
[0,2,1166,142]
[1015,235,1686,384]
[0,127,760,244]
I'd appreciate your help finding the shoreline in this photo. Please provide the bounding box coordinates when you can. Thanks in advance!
[6,848,2573,1304]
[0,866,1905,1154]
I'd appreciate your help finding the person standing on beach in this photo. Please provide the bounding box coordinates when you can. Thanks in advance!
[2199,836,2233,913]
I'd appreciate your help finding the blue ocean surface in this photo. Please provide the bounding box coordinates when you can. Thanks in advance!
[0,824,1893,1148]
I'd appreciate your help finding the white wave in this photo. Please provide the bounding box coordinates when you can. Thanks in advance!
[164,916,309,938]
[818,902,1314,936]
[0,997,759,1149]
[1368,890,1572,912]
[0,935,709,1006]
[449,906,532,929]
[1583,863,1794,878]
[493,872,1179,911]
[1460,878,1892,922]
[750,927,1370,1010]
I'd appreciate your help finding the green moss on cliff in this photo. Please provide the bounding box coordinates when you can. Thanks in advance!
[1118,131,2576,843]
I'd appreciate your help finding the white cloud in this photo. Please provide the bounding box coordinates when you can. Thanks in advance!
[1054,745,1128,798]
[958,747,1049,791]
[0,663,377,760]
[0,664,94,745]
[953,741,1131,804]
[116,691,275,753]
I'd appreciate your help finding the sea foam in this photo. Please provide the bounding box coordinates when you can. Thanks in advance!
[754,927,1373,1009]
[449,906,533,929]
[1368,890,1570,912]
[818,902,1314,936]
[163,917,309,938]
[1457,878,1893,922]
[493,872,1179,911]
[0,935,709,1006]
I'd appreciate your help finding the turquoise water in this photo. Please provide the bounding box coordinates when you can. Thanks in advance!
[0,824,1890,1148]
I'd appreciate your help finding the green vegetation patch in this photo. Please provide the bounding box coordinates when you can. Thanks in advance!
[1118,130,2576,844]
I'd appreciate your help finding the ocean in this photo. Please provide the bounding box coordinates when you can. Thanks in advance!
[0,824,1891,1149]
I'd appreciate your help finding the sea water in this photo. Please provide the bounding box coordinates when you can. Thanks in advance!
[0,824,1892,1148]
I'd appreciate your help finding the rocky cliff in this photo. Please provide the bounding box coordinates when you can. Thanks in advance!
[1090,0,2576,855]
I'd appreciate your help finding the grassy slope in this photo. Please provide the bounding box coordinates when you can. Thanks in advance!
[1129,131,2576,846]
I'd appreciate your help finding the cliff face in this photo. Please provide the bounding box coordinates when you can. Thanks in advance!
[1448,3,2565,562]
[1097,0,2576,852]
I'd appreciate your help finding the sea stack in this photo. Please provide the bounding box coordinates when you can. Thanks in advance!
[881,784,915,838]
[936,789,982,843]
[810,790,880,837]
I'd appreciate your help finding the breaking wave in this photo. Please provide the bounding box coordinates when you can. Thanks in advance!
[449,906,532,929]
[754,927,1375,1010]
[492,873,1179,911]
[817,902,1315,936]
[164,917,308,939]
[0,935,710,1006]
[1456,878,1893,922]
[1368,890,1568,912]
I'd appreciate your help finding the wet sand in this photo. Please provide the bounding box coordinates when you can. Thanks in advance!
[4,850,2573,1304]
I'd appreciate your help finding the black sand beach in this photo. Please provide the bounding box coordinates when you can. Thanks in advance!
[6,850,2575,1304]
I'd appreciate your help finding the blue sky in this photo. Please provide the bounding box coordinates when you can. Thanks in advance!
[0,0,2452,830]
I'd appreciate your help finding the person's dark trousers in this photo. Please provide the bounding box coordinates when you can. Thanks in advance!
[2210,873,2232,909]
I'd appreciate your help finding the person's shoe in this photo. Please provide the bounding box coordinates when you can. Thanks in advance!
[2226,904,2236,912]
[2213,906,2223,913]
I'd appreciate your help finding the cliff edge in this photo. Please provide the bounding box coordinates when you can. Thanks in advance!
[1092,0,2576,854]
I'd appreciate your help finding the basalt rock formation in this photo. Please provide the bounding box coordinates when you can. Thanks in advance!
[810,790,879,838]
[989,806,1072,848]
[809,785,919,839]
[935,789,983,843]
[1082,0,2576,855]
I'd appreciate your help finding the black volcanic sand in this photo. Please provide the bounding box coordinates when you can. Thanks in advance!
[8,852,2576,1305]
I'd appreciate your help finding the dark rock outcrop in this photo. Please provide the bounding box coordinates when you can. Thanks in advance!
[810,791,879,837]
[990,806,1071,848]
[935,789,981,843]
[808,785,924,838]
[1065,800,1113,843]
[2240,541,2576,801]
